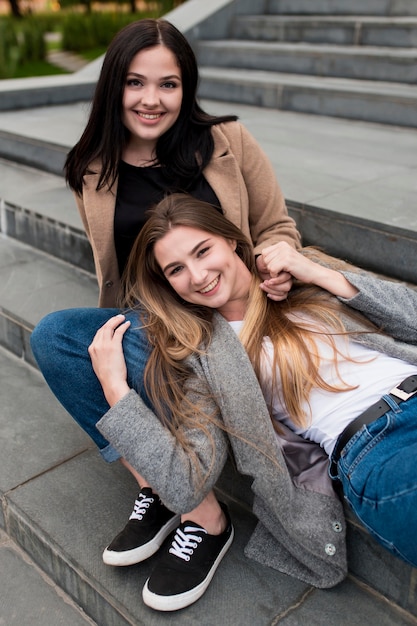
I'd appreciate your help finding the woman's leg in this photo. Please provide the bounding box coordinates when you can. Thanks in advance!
[336,393,417,567]
[30,307,151,462]
[32,308,234,611]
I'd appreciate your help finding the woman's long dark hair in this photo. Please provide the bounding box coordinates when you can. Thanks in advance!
[65,18,237,194]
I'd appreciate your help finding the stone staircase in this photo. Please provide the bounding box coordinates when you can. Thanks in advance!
[195,0,417,126]
[1,1,417,624]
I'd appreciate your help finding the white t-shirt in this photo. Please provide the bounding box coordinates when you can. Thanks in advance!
[228,318,416,456]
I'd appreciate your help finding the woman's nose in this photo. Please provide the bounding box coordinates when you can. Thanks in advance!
[141,85,159,106]
[189,265,208,286]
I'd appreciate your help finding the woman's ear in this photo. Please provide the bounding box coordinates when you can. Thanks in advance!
[228,238,237,251]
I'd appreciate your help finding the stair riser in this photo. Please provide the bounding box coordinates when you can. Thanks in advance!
[267,0,417,17]
[233,18,417,47]
[197,75,417,128]
[198,43,417,83]
[4,501,132,626]
[0,83,95,112]
[0,309,34,366]
[2,203,94,274]
[0,131,66,176]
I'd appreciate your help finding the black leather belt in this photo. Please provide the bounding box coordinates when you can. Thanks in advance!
[330,374,417,476]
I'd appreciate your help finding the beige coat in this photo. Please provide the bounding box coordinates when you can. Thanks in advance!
[74,121,300,307]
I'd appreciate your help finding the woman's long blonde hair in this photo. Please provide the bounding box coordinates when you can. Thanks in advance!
[122,193,374,441]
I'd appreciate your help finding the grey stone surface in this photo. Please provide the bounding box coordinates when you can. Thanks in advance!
[2,351,417,624]
[1,99,416,284]
[268,0,417,17]
[0,531,95,625]
[277,577,417,625]
[0,236,97,328]
[232,15,417,48]
[198,68,417,127]
[0,348,92,493]
[197,40,417,84]
[0,158,80,228]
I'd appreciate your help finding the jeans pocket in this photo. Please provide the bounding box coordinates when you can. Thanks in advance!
[338,414,392,490]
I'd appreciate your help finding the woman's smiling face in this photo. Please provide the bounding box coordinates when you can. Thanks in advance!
[154,225,252,321]
[122,45,183,152]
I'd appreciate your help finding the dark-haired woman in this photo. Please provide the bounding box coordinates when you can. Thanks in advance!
[31,16,300,594]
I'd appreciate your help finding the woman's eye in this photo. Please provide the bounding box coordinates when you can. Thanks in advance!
[161,81,177,89]
[126,78,142,87]
[197,247,210,257]
[170,265,183,276]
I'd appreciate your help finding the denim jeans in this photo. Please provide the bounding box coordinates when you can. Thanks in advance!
[30,308,151,462]
[331,392,417,567]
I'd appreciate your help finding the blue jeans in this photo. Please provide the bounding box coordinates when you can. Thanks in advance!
[331,393,417,567]
[30,308,151,462]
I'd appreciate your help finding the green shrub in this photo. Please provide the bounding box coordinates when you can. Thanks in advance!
[61,11,160,52]
[0,20,21,78]
[19,19,46,63]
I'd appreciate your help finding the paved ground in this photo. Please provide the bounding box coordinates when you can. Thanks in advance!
[1,88,417,624]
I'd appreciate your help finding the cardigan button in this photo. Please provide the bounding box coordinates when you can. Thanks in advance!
[105,280,114,288]
[325,543,336,556]
[332,521,343,533]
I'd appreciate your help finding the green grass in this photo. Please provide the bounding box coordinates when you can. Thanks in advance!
[80,46,107,61]
[13,60,70,78]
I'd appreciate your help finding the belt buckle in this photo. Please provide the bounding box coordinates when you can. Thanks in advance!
[389,384,417,402]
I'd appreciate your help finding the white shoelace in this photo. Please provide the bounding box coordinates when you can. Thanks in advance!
[169,525,206,562]
[129,493,154,521]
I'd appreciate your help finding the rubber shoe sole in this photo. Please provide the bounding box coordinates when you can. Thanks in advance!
[142,525,234,611]
[103,514,181,566]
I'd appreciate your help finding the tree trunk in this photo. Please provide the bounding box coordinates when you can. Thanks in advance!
[9,0,22,18]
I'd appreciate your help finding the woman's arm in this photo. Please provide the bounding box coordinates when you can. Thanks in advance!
[259,243,417,343]
[259,242,359,299]
[338,270,417,343]
[89,315,229,513]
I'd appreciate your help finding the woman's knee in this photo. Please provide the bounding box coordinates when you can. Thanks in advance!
[31,308,116,367]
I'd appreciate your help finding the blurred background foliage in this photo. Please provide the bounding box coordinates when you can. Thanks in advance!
[0,0,186,78]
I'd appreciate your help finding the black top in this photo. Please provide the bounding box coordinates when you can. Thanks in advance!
[114,161,221,275]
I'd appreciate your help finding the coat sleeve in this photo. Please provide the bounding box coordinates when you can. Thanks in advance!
[219,122,301,253]
[339,270,417,343]
[96,381,229,514]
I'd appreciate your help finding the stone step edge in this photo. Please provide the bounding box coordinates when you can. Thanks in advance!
[199,40,417,58]
[198,68,417,128]
[0,77,96,112]
[1,204,417,376]
[4,494,135,626]
[2,197,95,273]
[2,174,417,290]
[232,16,417,47]
[266,0,417,17]
[3,441,417,624]
[197,41,417,85]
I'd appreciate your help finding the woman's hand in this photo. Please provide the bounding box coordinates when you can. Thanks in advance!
[256,252,292,301]
[88,314,131,407]
[258,242,359,299]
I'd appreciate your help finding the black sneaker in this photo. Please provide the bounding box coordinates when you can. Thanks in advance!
[102,488,180,566]
[142,502,234,611]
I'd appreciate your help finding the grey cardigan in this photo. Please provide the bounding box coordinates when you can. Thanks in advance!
[97,271,417,589]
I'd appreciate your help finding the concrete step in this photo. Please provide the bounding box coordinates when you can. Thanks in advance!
[0,74,95,111]
[198,67,417,128]
[0,529,96,625]
[267,0,417,17]
[1,100,417,286]
[2,344,417,625]
[0,235,97,364]
[197,40,417,84]
[232,15,417,47]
